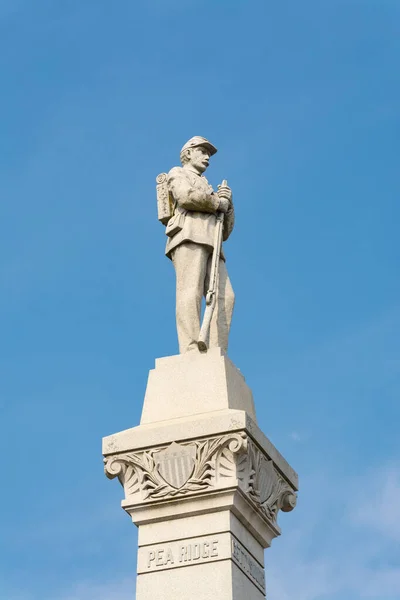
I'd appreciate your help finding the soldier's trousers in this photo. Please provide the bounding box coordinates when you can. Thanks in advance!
[171,242,235,354]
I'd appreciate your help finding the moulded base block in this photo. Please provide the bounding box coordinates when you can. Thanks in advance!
[140,348,257,424]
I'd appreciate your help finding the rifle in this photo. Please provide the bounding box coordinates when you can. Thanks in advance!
[198,180,228,352]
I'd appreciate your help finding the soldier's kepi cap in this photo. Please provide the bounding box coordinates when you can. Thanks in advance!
[180,136,218,156]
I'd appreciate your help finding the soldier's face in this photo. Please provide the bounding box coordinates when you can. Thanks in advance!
[188,146,211,173]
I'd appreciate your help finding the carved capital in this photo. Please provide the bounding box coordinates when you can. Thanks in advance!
[104,432,247,502]
[104,430,297,531]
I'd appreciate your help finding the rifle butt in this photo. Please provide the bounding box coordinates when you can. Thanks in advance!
[198,304,214,352]
[197,340,208,352]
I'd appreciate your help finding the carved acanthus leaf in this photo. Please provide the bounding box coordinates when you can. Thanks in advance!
[104,432,247,502]
[237,440,297,525]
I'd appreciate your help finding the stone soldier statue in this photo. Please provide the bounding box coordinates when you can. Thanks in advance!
[157,136,235,354]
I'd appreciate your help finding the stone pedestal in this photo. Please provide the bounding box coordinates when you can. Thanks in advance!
[103,350,298,599]
[140,348,257,423]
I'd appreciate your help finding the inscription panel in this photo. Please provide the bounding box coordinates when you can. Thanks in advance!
[137,534,228,574]
[138,533,266,594]
[231,538,266,593]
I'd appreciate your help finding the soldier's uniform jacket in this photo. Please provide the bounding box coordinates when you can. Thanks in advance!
[165,166,235,259]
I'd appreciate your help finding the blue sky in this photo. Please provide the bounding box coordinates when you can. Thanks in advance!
[1,1,399,599]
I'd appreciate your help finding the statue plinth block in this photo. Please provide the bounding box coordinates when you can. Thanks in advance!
[103,352,298,599]
[140,347,256,424]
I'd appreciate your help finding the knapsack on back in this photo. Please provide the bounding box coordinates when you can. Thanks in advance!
[156,172,185,237]
[156,173,174,225]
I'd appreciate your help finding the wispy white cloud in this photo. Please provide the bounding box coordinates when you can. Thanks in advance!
[351,463,400,542]
[268,463,400,600]
[289,431,308,442]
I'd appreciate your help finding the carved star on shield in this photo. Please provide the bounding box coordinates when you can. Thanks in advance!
[154,442,197,489]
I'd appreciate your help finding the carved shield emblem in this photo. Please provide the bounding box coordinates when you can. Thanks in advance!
[257,456,276,504]
[154,442,196,489]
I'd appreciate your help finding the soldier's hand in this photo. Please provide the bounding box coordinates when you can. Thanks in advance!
[217,197,231,213]
[217,185,232,202]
